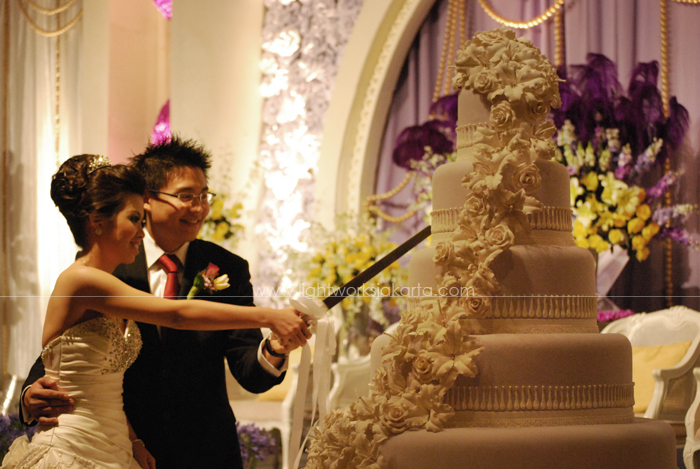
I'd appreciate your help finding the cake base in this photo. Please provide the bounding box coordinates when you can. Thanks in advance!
[379,418,676,469]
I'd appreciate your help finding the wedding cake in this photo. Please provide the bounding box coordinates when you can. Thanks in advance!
[304,29,676,469]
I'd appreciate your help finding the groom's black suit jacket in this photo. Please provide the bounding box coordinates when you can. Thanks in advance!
[22,239,284,469]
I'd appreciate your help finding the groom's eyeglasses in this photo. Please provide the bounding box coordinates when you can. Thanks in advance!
[151,190,216,205]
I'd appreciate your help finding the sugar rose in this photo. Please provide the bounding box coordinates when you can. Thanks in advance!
[484,223,514,249]
[489,101,516,131]
[473,70,500,95]
[452,73,466,91]
[513,163,541,193]
[433,242,455,265]
[466,294,491,317]
[379,396,430,435]
[464,194,487,217]
[526,102,550,122]
[412,351,435,384]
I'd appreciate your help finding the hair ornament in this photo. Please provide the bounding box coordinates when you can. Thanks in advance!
[88,155,112,174]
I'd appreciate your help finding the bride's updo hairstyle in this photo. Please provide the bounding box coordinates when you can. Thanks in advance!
[51,154,146,249]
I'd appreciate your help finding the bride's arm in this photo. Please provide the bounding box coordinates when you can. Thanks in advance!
[128,420,156,469]
[54,267,310,343]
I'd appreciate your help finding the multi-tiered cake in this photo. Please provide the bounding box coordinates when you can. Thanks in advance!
[304,29,676,469]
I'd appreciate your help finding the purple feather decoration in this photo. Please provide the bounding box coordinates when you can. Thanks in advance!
[553,54,622,144]
[623,61,664,155]
[392,120,454,169]
[551,54,689,179]
[664,97,690,151]
[429,93,459,129]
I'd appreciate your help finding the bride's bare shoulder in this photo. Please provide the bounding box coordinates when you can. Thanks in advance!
[53,263,116,296]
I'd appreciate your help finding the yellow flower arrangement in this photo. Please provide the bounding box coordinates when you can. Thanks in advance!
[556,119,696,262]
[567,166,656,261]
[288,213,408,356]
[198,195,245,249]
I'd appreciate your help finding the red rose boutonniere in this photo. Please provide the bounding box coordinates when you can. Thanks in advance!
[187,263,230,299]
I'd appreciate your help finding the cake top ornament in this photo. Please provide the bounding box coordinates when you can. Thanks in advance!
[452,28,562,122]
[303,29,560,469]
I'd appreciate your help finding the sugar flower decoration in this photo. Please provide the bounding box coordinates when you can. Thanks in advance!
[306,28,560,469]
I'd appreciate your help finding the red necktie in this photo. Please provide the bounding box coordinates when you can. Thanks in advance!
[158,254,181,299]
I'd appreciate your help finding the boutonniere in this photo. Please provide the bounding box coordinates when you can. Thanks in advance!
[187,263,230,299]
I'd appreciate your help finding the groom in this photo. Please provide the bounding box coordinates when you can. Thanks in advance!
[21,137,300,468]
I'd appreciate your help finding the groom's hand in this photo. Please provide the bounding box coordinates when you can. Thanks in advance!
[268,335,301,355]
[23,376,74,426]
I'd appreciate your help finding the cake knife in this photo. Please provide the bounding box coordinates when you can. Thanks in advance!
[290,224,431,322]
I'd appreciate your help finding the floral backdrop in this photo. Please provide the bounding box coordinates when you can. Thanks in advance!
[255,0,365,307]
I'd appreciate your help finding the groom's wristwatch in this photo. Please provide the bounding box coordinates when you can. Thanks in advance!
[264,337,287,358]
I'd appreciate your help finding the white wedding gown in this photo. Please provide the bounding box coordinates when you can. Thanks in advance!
[3,317,143,469]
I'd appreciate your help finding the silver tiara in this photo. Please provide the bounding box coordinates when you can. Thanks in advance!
[88,155,112,174]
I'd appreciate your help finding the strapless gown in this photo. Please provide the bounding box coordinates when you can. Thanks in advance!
[2,317,143,469]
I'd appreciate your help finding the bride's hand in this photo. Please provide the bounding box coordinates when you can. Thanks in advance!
[132,439,156,469]
[267,307,311,346]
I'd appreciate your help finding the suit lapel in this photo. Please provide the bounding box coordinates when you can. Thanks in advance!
[180,240,202,299]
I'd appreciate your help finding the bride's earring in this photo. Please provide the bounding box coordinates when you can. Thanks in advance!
[96,225,103,236]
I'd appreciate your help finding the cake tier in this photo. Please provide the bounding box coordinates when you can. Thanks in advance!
[378,419,676,469]
[407,246,598,333]
[446,333,633,427]
[457,87,491,128]
[431,159,572,244]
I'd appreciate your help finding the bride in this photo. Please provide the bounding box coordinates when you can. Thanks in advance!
[2,155,310,469]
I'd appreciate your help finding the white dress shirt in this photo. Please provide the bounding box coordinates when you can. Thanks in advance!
[142,230,286,376]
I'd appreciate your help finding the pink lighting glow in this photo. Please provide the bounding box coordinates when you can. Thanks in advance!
[151,100,171,145]
[153,0,172,20]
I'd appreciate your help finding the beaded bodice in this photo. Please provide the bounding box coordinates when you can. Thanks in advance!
[42,317,142,375]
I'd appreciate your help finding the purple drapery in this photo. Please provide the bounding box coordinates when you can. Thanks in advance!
[374,0,700,312]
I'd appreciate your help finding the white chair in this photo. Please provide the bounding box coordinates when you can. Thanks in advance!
[329,355,372,410]
[683,368,700,468]
[228,344,375,469]
[601,305,700,452]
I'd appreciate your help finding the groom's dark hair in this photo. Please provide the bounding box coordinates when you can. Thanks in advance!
[130,135,212,191]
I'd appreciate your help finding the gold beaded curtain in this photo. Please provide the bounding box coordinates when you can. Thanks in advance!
[1,0,82,386]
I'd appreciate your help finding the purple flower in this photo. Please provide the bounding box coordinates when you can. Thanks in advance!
[0,415,9,434]
[1,414,36,459]
[236,422,279,468]
[629,153,654,179]
[614,165,631,181]
[647,171,679,202]
[653,207,674,226]
[598,309,635,322]
[660,226,700,248]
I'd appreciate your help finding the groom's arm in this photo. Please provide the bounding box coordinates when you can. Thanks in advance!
[217,255,287,393]
[20,355,73,426]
